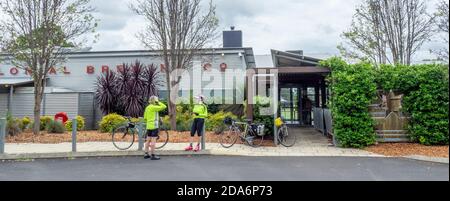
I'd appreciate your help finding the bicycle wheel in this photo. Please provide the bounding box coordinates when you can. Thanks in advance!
[247,131,265,148]
[278,125,296,147]
[220,126,239,148]
[155,128,169,149]
[112,126,136,150]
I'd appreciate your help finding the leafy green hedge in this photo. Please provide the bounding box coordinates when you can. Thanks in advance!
[320,58,377,148]
[323,58,449,147]
[253,96,275,136]
[377,64,449,145]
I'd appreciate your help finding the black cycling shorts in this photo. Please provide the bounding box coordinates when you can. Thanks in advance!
[146,129,159,138]
[190,118,205,137]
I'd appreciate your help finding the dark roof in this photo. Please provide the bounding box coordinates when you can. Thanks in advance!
[271,49,321,67]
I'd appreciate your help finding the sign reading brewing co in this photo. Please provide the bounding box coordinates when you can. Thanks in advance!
[0,62,228,76]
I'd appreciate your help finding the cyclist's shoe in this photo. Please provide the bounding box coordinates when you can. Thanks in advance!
[151,155,161,160]
[144,154,151,159]
[184,145,193,151]
[193,144,201,152]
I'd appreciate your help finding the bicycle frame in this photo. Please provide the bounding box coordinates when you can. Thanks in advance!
[231,121,259,140]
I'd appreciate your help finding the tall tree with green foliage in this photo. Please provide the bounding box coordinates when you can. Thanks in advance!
[339,0,435,66]
[0,0,98,134]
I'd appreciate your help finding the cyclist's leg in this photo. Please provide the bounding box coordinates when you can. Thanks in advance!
[144,130,152,157]
[194,119,205,151]
[147,129,159,156]
[186,119,198,150]
[197,119,205,142]
[150,136,157,154]
[192,119,200,143]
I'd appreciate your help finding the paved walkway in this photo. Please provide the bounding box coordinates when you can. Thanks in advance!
[3,128,381,157]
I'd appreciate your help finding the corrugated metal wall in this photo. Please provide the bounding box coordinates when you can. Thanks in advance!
[0,94,8,116]
[2,92,100,130]
[12,93,40,118]
[8,93,78,119]
[78,93,96,130]
[44,93,79,119]
[94,102,103,130]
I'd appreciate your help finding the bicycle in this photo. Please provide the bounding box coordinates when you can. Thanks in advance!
[276,117,296,147]
[111,117,169,150]
[220,118,265,148]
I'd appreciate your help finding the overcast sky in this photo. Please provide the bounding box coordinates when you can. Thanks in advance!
[88,0,447,61]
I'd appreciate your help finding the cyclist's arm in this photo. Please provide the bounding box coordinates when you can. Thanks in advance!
[143,107,149,122]
[148,102,167,112]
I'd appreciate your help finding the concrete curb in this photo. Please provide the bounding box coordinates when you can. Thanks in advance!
[403,155,449,164]
[0,150,211,161]
[1,150,388,161]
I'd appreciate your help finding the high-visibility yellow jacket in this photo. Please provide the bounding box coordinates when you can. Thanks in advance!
[144,102,167,130]
[192,103,208,119]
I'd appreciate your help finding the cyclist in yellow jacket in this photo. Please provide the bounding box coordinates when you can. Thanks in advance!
[185,95,208,152]
[144,96,167,160]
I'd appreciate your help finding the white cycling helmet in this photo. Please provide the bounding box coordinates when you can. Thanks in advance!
[194,95,206,102]
[149,96,159,104]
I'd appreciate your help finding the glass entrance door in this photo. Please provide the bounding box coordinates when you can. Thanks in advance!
[280,87,300,125]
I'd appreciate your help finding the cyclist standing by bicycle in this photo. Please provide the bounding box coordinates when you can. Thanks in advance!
[185,95,208,152]
[144,96,167,160]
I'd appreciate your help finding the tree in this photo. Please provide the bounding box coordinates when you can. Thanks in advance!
[0,0,97,134]
[339,0,435,66]
[131,0,219,129]
[432,0,449,62]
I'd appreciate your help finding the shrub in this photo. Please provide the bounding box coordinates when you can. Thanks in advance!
[35,116,53,131]
[176,111,193,132]
[219,104,246,117]
[320,58,377,148]
[206,111,237,134]
[253,96,275,136]
[65,115,86,131]
[95,61,161,117]
[98,113,127,133]
[46,120,66,134]
[404,65,449,145]
[161,115,171,130]
[377,64,449,145]
[6,113,21,136]
[161,113,191,132]
[20,117,31,130]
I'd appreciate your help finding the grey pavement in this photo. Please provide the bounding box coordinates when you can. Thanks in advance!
[3,128,382,157]
[0,156,448,181]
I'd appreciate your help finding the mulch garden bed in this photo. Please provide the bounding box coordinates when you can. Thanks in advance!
[365,143,449,158]
[5,131,275,147]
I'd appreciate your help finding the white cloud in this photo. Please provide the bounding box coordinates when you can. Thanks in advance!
[87,0,447,62]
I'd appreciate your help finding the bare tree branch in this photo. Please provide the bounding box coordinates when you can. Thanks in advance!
[431,0,449,62]
[340,0,435,66]
[131,0,219,129]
